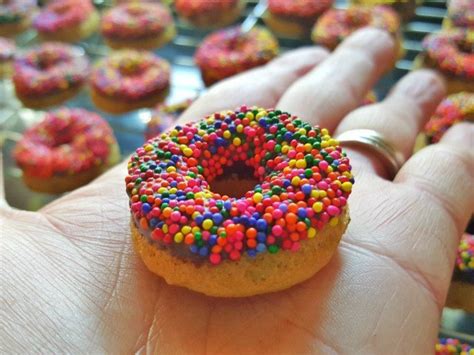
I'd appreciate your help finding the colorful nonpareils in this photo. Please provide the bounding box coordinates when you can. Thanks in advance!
[126,106,354,266]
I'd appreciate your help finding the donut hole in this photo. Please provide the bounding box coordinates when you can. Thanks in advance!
[211,161,260,198]
[51,2,72,15]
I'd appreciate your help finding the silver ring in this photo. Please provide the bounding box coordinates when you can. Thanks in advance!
[335,129,405,178]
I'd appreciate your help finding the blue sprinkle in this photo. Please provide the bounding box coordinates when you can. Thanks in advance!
[301,184,312,195]
[199,247,209,256]
[142,203,151,213]
[195,215,204,225]
[224,201,232,210]
[203,212,212,219]
[212,213,223,225]
[209,235,217,246]
[297,207,307,218]
[279,204,288,213]
[247,250,257,257]
[283,179,291,188]
[257,232,266,243]
[256,219,267,231]
[190,245,198,253]
[150,218,159,228]
[256,243,267,253]
[248,217,257,226]
[284,132,293,141]
[170,181,177,187]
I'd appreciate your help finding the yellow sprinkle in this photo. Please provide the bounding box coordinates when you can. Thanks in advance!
[169,188,177,194]
[281,146,289,154]
[308,227,317,239]
[202,219,213,230]
[295,159,307,168]
[223,130,231,139]
[256,111,267,119]
[144,144,153,151]
[192,212,200,219]
[182,226,191,234]
[162,224,169,233]
[289,159,296,168]
[246,112,254,120]
[233,137,242,146]
[236,124,244,133]
[174,233,184,243]
[291,176,300,186]
[253,193,263,203]
[319,191,327,198]
[304,143,312,152]
[183,148,193,157]
[321,128,329,135]
[329,217,339,227]
[341,182,352,192]
[312,202,323,213]
[311,190,319,198]
[192,226,200,233]
[166,166,176,173]
[298,128,306,135]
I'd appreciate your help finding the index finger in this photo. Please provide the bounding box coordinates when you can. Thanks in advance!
[177,46,329,125]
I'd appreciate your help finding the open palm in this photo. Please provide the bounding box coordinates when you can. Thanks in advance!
[2,29,473,354]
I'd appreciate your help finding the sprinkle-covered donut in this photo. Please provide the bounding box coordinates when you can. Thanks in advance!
[424,92,474,144]
[312,5,401,51]
[91,50,170,114]
[175,0,245,28]
[101,2,175,50]
[195,26,279,86]
[417,29,474,94]
[33,0,99,43]
[444,0,474,29]
[264,0,333,38]
[0,0,37,37]
[436,337,473,354]
[14,107,119,193]
[127,106,353,296]
[0,36,15,78]
[13,42,89,108]
[145,99,194,140]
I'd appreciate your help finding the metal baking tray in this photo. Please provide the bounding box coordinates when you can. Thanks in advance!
[1,0,472,343]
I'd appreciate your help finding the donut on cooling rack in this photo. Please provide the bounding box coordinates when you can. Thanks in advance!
[145,99,194,140]
[312,5,404,61]
[14,108,120,194]
[443,0,474,29]
[13,42,90,109]
[413,29,474,94]
[263,0,333,39]
[33,0,99,43]
[195,26,279,86]
[175,0,246,29]
[445,234,474,313]
[126,106,354,297]
[101,2,175,50]
[90,49,170,114]
[350,0,416,21]
[436,337,473,354]
[0,0,37,37]
[0,37,15,79]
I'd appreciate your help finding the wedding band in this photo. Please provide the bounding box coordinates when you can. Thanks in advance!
[335,129,405,178]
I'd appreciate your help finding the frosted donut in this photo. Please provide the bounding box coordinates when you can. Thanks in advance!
[443,0,474,29]
[414,29,474,94]
[424,92,474,144]
[263,0,334,39]
[101,2,175,50]
[14,108,120,194]
[195,26,279,86]
[126,106,354,297]
[33,0,99,43]
[91,50,170,114]
[350,0,416,21]
[0,0,37,37]
[312,5,403,61]
[145,99,194,140]
[436,337,473,354]
[175,0,245,29]
[0,37,15,78]
[13,42,90,109]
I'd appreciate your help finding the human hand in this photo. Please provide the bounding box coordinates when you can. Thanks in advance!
[2,28,473,354]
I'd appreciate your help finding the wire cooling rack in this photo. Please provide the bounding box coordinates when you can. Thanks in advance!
[0,0,473,343]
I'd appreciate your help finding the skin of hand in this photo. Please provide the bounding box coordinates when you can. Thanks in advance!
[1,28,473,354]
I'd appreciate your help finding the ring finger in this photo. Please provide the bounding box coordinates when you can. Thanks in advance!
[334,69,446,178]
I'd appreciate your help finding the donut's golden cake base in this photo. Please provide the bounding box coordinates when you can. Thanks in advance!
[131,209,349,297]
[104,25,176,50]
[445,281,474,313]
[91,88,168,114]
[16,86,83,109]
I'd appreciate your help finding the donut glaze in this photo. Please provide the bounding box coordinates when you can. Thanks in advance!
[91,50,170,101]
[268,0,333,20]
[0,37,15,63]
[424,92,474,143]
[126,106,353,266]
[101,2,173,40]
[176,0,239,17]
[195,26,279,85]
[145,99,194,140]
[446,0,474,28]
[312,5,400,50]
[13,42,89,98]
[436,337,473,354]
[33,0,95,33]
[14,108,117,179]
[0,0,36,25]
[422,30,474,80]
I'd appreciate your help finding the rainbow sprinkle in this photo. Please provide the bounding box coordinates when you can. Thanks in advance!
[436,338,473,354]
[33,0,95,33]
[425,92,474,143]
[126,106,353,265]
[145,99,194,140]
